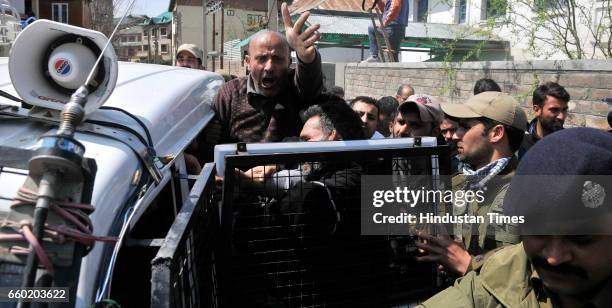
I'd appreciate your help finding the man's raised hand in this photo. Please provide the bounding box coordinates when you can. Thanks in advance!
[281,2,320,64]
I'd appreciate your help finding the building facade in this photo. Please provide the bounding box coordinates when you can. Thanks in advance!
[16,0,112,32]
[116,13,173,64]
[413,0,611,60]
[290,0,611,61]
[168,0,269,68]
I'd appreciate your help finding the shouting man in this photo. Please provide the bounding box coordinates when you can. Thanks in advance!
[210,3,323,144]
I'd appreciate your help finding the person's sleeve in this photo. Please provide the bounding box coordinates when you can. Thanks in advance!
[384,0,402,25]
[210,83,232,144]
[264,169,304,194]
[294,51,323,108]
[416,271,480,308]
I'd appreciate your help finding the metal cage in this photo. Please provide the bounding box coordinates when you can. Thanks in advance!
[218,144,452,307]
[151,163,220,308]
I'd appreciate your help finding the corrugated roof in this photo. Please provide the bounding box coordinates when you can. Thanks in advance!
[307,14,503,42]
[224,39,242,61]
[145,12,172,25]
[233,29,269,49]
[289,0,364,14]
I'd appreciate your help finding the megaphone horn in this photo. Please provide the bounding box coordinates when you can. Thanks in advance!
[42,34,106,95]
[8,20,118,117]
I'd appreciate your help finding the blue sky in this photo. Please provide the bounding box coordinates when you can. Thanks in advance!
[115,0,171,18]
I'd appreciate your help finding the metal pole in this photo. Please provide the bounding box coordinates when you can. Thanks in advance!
[170,13,175,64]
[154,35,159,64]
[212,12,216,72]
[147,27,151,63]
[220,7,224,70]
[20,172,57,288]
[203,2,208,70]
[267,0,278,31]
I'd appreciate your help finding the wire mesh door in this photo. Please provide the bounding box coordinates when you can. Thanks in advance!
[219,145,452,307]
[151,163,220,308]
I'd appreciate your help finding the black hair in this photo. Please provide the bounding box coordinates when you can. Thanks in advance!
[473,78,502,95]
[398,101,420,118]
[377,96,399,118]
[390,101,418,121]
[532,81,570,108]
[301,94,365,140]
[327,86,345,99]
[475,117,524,153]
[350,96,380,117]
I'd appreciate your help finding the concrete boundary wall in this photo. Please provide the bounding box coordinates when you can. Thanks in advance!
[332,60,612,129]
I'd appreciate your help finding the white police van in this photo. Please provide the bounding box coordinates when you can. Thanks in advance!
[0,20,223,307]
[0,19,448,308]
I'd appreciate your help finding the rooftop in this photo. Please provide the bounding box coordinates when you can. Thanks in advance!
[144,12,172,25]
[289,0,364,14]
[307,14,504,42]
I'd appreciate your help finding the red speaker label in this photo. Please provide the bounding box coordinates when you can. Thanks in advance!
[54,59,71,76]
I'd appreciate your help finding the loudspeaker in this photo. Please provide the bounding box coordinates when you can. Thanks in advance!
[9,20,118,116]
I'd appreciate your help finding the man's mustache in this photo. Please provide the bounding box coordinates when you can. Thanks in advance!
[531,256,588,280]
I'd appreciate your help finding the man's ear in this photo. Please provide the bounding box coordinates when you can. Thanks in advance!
[533,103,542,117]
[489,124,505,144]
[328,129,338,141]
[244,55,251,69]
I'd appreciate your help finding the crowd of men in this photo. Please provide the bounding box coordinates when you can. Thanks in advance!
[174,3,612,307]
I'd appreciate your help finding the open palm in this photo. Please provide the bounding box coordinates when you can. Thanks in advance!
[281,2,321,64]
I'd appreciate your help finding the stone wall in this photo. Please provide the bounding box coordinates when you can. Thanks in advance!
[207,60,247,77]
[333,60,612,129]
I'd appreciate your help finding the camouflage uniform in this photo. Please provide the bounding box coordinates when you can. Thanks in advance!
[452,157,520,271]
[418,243,612,308]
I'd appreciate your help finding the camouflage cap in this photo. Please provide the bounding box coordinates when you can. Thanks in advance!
[440,91,527,131]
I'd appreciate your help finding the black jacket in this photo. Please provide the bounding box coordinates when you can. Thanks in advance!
[517,118,540,160]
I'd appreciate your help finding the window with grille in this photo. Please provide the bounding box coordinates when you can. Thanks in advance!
[52,3,68,24]
[417,0,429,22]
[457,0,467,23]
[484,0,507,19]
[247,14,263,26]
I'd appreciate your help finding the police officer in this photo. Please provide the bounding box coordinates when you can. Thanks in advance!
[415,92,527,276]
[418,127,612,307]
